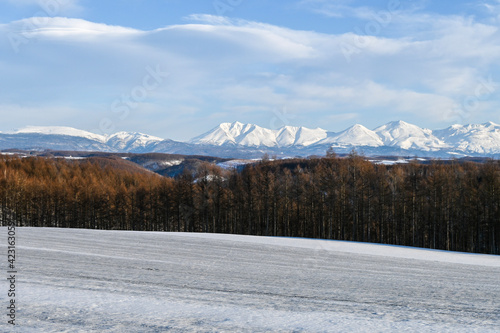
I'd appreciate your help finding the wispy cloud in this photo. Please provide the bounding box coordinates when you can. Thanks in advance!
[297,0,365,18]
[184,14,233,25]
[0,0,84,15]
[8,17,141,37]
[296,0,422,20]
[477,0,500,24]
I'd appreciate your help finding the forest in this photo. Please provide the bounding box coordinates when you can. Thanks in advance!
[0,154,498,255]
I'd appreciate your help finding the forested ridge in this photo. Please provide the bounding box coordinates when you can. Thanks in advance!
[0,154,498,254]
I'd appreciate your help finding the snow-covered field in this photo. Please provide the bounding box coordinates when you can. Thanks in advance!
[2,228,500,332]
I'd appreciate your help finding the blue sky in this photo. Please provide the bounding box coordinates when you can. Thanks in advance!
[0,0,499,140]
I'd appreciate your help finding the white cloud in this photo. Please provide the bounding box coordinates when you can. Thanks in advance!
[479,0,500,16]
[174,15,321,61]
[8,17,141,38]
[184,14,233,25]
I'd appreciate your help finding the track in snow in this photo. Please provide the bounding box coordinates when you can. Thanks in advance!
[2,228,500,332]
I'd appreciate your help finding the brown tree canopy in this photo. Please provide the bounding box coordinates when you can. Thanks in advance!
[0,155,498,254]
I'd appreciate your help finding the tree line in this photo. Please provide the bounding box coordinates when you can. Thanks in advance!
[0,154,498,254]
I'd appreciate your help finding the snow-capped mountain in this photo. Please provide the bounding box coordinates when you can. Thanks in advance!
[433,121,500,155]
[374,121,448,151]
[105,132,164,152]
[13,126,107,142]
[186,120,500,157]
[276,126,328,147]
[2,122,500,158]
[318,124,383,147]
[189,121,327,148]
[0,126,111,152]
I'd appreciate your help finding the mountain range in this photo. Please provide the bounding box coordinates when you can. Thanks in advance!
[1,121,500,158]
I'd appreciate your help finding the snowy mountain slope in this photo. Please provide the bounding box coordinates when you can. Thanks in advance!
[0,126,180,154]
[374,120,449,151]
[190,121,328,148]
[12,126,107,142]
[105,132,164,152]
[0,132,113,152]
[236,123,278,147]
[11,227,500,332]
[189,121,241,146]
[317,124,384,147]
[434,121,500,154]
[276,126,328,146]
[191,120,500,156]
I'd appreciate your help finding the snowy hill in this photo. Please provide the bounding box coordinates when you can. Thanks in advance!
[2,121,500,158]
[12,227,500,332]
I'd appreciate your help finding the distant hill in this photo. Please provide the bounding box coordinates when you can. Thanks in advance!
[21,150,231,178]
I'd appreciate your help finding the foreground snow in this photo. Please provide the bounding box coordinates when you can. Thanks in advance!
[3,228,500,332]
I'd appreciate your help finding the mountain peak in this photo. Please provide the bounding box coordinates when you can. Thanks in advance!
[220,121,245,130]
[230,121,245,127]
[350,123,369,130]
[107,131,163,142]
[483,121,500,128]
[382,120,413,129]
[320,124,383,147]
[375,121,447,150]
[105,131,164,151]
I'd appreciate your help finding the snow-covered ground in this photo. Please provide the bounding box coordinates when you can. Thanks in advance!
[2,228,500,332]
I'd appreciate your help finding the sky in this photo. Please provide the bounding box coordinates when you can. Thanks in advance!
[0,0,499,141]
